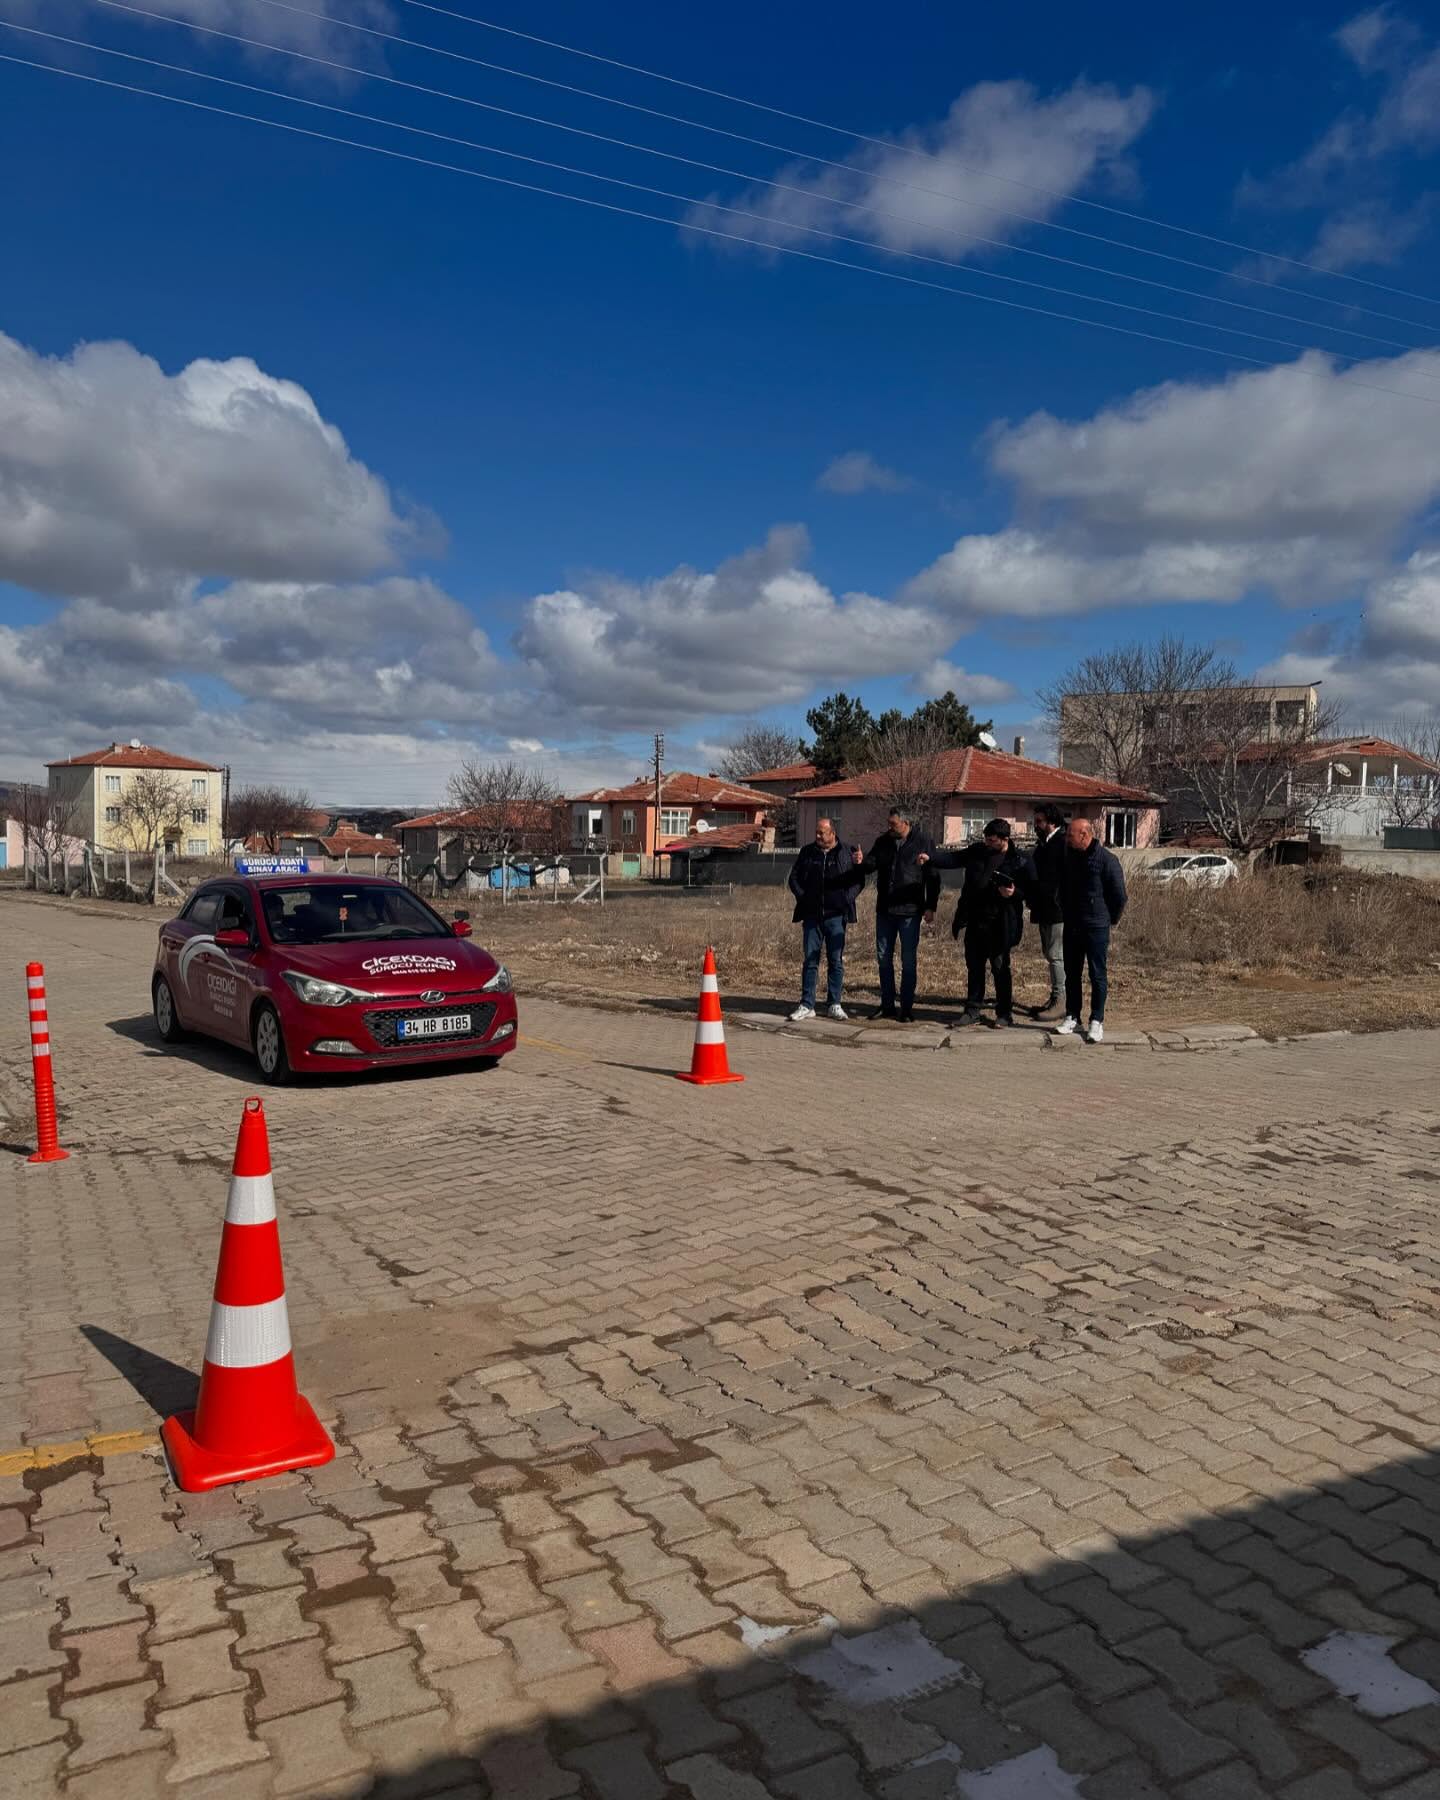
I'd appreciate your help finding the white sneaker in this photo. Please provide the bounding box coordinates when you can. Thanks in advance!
[1086,1020,1105,1044]
[827,1003,848,1021]
[1056,1016,1080,1035]
[788,1004,816,1022]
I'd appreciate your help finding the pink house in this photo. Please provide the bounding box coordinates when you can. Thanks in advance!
[795,747,1164,850]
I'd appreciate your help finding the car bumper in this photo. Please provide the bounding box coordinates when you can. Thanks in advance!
[283,993,520,1074]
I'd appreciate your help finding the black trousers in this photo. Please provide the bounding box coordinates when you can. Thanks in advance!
[964,930,1012,1017]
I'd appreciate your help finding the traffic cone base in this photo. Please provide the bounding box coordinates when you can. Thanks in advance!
[162,1394,333,1493]
[675,947,745,1085]
[26,1147,70,1165]
[163,1097,333,1492]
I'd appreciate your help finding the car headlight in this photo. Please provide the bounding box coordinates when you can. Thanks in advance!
[482,964,513,994]
[282,970,372,1006]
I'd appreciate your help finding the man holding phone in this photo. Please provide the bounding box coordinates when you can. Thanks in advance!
[919,819,1032,1028]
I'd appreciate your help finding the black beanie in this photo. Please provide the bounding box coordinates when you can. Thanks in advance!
[984,818,1011,839]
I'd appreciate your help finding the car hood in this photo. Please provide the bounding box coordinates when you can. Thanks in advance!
[276,939,501,995]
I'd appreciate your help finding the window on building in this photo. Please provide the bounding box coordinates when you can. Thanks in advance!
[104,805,121,825]
[620,809,636,836]
[1274,700,1306,729]
[1105,810,1138,848]
[957,809,991,841]
[191,808,208,825]
[584,809,604,838]
[659,808,691,836]
[186,839,208,857]
[191,777,207,799]
[104,774,121,793]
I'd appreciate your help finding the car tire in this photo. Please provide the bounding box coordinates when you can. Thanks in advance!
[153,975,187,1043]
[252,1002,291,1086]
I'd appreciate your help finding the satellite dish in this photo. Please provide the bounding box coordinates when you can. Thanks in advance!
[1333,762,1353,778]
[978,730,999,750]
[693,818,713,832]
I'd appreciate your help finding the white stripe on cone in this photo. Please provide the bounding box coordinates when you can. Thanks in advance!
[694,1020,726,1045]
[700,974,719,993]
[29,999,46,1014]
[26,976,43,991]
[224,1173,278,1227]
[204,1296,293,1369]
[31,1043,50,1058]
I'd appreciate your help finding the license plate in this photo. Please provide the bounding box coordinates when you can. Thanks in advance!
[397,1012,470,1039]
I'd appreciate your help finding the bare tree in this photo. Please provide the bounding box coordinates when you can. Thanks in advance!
[713,725,806,783]
[16,784,83,892]
[855,719,958,840]
[228,785,316,852]
[115,769,187,855]
[1364,719,1440,830]
[446,760,563,853]
[1039,637,1236,785]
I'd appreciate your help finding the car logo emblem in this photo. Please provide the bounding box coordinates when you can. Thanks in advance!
[421,989,445,1003]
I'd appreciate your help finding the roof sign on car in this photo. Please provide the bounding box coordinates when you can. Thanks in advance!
[236,856,309,875]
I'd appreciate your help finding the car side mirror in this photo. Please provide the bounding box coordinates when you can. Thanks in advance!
[452,918,472,938]
[214,927,250,948]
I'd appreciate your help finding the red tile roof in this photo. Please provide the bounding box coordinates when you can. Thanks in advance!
[47,742,220,772]
[658,822,766,854]
[743,761,819,784]
[804,747,1162,805]
[318,829,400,859]
[1301,735,1440,774]
[394,803,557,833]
[569,771,776,809]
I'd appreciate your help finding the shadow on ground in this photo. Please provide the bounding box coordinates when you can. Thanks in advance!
[81,1324,197,1419]
[333,1428,1440,1796]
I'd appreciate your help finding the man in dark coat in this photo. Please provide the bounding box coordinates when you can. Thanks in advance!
[786,814,864,1022]
[920,820,1033,1028]
[852,807,940,1022]
[1056,816,1127,1044]
[1028,803,1067,1021]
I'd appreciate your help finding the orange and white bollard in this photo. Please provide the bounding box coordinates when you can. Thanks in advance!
[25,961,70,1165]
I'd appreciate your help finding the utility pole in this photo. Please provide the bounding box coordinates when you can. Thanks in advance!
[221,764,231,860]
[652,733,664,881]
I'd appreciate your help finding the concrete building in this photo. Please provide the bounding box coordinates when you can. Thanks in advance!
[46,741,225,857]
[1059,683,1321,777]
[798,747,1163,850]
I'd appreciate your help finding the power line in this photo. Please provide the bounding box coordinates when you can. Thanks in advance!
[119,0,1440,335]
[6,49,1440,407]
[13,20,1432,372]
[395,0,1440,312]
[64,3,1440,363]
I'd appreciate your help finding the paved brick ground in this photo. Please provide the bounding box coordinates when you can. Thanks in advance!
[4,896,1440,1797]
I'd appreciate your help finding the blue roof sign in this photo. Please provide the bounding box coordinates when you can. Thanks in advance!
[236,856,309,875]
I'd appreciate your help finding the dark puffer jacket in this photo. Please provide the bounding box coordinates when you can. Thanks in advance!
[787,840,864,923]
[928,841,1033,949]
[857,828,941,918]
[1061,838,1128,930]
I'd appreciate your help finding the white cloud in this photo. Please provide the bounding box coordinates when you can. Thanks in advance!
[0,333,428,602]
[1304,199,1430,271]
[816,451,913,495]
[686,78,1154,261]
[908,350,1440,624]
[912,660,1019,706]
[515,526,952,729]
[101,0,394,66]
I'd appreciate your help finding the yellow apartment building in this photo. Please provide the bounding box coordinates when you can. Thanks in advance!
[47,740,225,857]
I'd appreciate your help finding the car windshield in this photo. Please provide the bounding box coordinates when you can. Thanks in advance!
[262,884,449,945]
[1152,857,1192,870]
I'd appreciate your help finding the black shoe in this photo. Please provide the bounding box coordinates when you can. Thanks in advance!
[897,1010,914,1023]
[992,1014,1014,1029]
[868,1005,897,1021]
[953,1008,982,1027]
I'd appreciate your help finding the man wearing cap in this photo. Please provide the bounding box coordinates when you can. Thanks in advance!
[918,820,1032,1028]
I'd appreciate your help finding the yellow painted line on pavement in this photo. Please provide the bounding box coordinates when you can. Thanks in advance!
[519,1034,595,1062]
[0,1428,158,1478]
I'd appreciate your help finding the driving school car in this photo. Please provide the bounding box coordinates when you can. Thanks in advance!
[152,870,518,1082]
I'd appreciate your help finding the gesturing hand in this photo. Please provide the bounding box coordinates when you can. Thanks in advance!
[916,852,930,865]
[852,849,864,866]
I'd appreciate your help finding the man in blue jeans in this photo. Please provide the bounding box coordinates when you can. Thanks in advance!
[787,815,864,1021]
[853,807,940,1022]
[1055,816,1127,1044]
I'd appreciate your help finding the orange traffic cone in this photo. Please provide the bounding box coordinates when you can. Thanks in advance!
[675,947,745,1086]
[162,1098,334,1492]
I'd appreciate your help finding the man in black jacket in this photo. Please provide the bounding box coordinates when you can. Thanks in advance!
[1056,816,1127,1044]
[852,807,939,1022]
[920,820,1033,1027]
[1028,804,1067,1021]
[786,815,864,1022]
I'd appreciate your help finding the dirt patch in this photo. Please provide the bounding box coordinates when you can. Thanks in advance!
[296,1300,513,1405]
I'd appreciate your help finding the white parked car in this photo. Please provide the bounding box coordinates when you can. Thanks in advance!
[1147,852,1239,888]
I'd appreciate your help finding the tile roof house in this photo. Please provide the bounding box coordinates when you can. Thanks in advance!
[393,802,563,878]
[798,747,1165,851]
[257,817,401,872]
[568,773,776,856]
[740,760,820,799]
[47,740,225,858]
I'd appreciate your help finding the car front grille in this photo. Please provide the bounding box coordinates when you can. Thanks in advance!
[362,999,500,1051]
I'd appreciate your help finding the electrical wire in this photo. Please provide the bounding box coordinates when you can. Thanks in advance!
[95,0,1440,334]
[51,3,1437,362]
[393,0,1440,311]
[10,18,1435,372]
[7,47,1440,408]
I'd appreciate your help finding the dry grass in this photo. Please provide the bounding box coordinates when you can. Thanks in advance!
[472,868,1440,1036]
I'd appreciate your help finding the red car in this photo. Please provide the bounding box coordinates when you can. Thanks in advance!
[152,873,518,1083]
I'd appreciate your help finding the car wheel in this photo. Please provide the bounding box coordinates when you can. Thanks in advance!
[153,975,187,1043]
[252,1002,291,1086]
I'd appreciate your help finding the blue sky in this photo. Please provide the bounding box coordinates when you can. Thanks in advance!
[2,0,1439,802]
